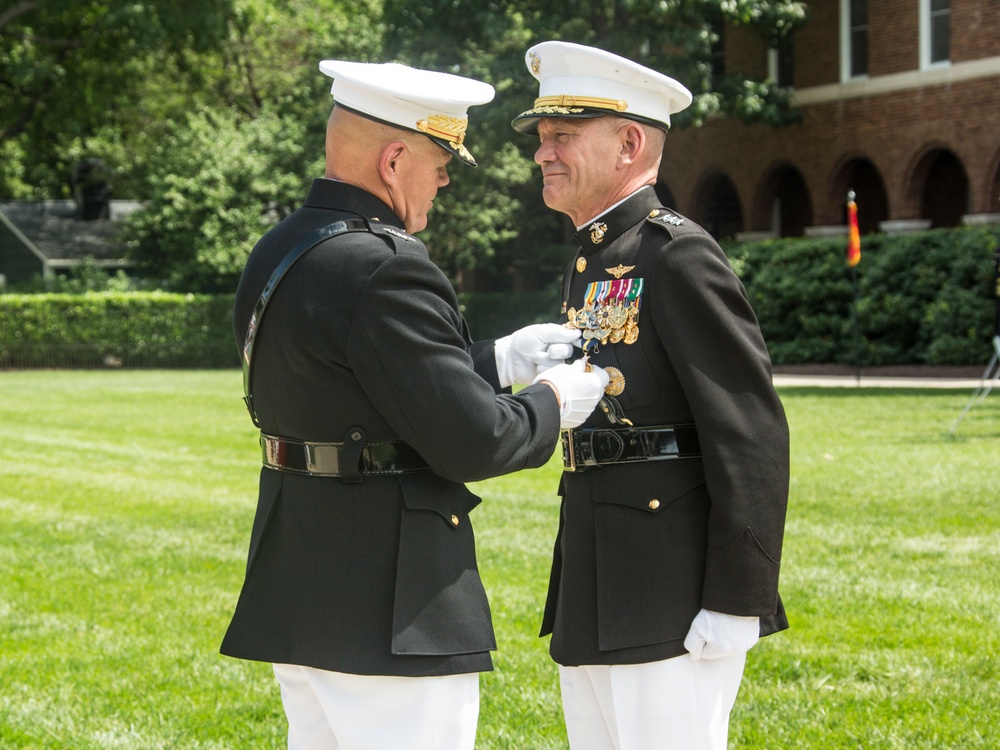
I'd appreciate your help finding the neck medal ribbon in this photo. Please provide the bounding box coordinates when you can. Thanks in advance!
[565,278,643,352]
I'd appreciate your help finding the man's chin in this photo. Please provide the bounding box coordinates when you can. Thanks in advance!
[540,187,565,212]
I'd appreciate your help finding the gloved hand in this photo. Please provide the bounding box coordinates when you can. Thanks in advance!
[683,608,760,660]
[533,359,610,429]
[494,324,582,388]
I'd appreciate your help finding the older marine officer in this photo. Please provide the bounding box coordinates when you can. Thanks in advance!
[512,41,790,749]
[221,58,609,750]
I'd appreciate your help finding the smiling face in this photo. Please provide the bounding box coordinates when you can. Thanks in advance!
[533,116,629,226]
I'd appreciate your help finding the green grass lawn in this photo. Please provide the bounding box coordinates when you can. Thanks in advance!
[1,370,997,749]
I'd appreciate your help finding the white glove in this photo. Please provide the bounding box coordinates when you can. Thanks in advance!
[533,359,609,429]
[494,324,582,388]
[683,608,760,660]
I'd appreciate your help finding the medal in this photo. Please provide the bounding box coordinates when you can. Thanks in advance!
[604,367,625,396]
[581,358,626,397]
[563,278,644,350]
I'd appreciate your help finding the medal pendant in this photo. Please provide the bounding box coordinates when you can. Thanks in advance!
[604,367,626,396]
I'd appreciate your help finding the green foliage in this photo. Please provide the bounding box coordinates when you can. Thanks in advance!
[119,108,317,292]
[0,0,237,198]
[7,259,141,294]
[3,0,807,292]
[0,292,236,368]
[730,225,1000,366]
[459,287,563,339]
[1,371,998,747]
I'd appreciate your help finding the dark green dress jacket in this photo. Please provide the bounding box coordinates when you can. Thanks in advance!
[221,178,560,677]
[543,186,790,667]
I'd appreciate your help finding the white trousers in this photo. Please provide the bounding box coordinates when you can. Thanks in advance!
[272,664,479,750]
[558,653,747,750]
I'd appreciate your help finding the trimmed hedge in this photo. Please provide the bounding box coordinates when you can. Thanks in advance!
[728,224,1000,366]
[0,292,236,369]
[2,225,998,369]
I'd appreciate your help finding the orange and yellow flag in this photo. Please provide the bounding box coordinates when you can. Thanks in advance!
[847,195,861,267]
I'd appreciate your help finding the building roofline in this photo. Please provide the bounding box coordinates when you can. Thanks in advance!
[0,210,48,264]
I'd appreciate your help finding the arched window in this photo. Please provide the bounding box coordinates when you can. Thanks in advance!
[694,173,743,240]
[834,158,889,234]
[913,149,968,228]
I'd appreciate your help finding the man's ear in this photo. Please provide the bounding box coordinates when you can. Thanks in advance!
[378,141,408,184]
[619,121,646,166]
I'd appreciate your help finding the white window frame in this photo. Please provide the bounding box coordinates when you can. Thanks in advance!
[920,0,951,70]
[840,0,869,82]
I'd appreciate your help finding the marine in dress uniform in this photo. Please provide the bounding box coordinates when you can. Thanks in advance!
[221,59,608,750]
[512,41,790,750]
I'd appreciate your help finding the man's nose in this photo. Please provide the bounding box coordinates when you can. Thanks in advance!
[534,141,554,165]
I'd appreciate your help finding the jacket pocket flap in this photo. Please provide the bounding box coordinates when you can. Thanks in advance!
[591,458,705,512]
[400,472,482,522]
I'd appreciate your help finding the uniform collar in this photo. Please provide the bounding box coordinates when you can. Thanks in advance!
[303,178,405,229]
[573,186,661,254]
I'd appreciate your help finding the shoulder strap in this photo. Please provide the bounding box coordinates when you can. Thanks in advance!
[645,208,701,239]
[241,218,369,426]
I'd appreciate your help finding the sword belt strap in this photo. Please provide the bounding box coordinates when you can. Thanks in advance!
[241,219,370,427]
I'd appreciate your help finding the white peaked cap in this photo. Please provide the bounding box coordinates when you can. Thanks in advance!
[319,60,496,166]
[512,41,692,134]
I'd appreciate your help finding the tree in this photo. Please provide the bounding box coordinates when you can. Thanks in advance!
[0,0,236,198]
[381,0,808,290]
[3,0,808,293]
[118,0,385,292]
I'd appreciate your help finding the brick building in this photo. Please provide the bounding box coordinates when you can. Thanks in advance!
[658,0,1000,241]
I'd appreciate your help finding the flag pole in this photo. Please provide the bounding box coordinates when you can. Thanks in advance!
[846,191,861,385]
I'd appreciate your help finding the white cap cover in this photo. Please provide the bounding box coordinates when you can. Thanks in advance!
[512,41,692,134]
[319,60,496,166]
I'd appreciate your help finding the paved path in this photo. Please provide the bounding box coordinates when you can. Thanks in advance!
[773,374,993,389]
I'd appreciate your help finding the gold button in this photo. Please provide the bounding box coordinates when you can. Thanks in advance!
[648,499,660,510]
[451,514,460,526]
[648,209,660,218]
[576,256,587,273]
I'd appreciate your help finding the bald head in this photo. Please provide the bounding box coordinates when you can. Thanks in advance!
[324,105,452,234]
[325,106,415,182]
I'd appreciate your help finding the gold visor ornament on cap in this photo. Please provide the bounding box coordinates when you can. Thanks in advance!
[416,114,474,163]
[534,94,628,112]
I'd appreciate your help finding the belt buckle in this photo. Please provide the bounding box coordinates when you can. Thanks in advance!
[561,429,577,472]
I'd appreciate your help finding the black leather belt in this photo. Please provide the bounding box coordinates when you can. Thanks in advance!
[261,432,429,478]
[561,424,700,471]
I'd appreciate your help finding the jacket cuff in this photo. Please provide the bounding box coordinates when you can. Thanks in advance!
[701,526,782,616]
